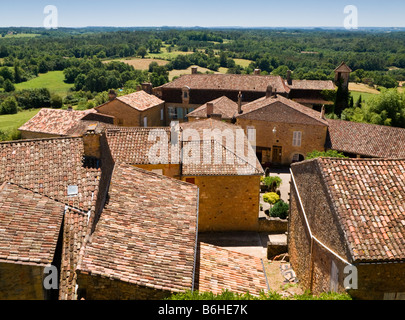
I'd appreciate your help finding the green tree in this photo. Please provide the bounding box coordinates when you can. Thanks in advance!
[3,79,15,92]
[1,96,18,114]
[306,150,348,159]
[50,94,63,109]
[137,46,147,59]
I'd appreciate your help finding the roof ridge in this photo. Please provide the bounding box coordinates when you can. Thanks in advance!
[0,135,83,146]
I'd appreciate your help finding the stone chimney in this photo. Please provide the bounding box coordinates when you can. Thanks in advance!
[206,102,214,117]
[67,106,73,111]
[287,70,292,85]
[254,69,261,75]
[141,82,153,94]
[266,85,274,98]
[108,89,117,101]
[191,66,198,74]
[320,105,326,119]
[237,91,243,114]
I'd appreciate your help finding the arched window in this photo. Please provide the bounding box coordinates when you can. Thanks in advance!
[292,153,305,163]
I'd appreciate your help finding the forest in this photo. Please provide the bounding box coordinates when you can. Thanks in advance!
[0,27,405,130]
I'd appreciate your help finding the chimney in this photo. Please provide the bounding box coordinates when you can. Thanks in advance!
[108,89,117,101]
[320,105,326,119]
[237,91,243,114]
[287,70,292,85]
[141,82,153,94]
[191,66,198,74]
[206,102,214,117]
[254,69,261,75]
[266,85,273,98]
[67,106,73,111]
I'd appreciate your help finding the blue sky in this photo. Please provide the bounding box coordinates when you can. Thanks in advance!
[0,0,404,28]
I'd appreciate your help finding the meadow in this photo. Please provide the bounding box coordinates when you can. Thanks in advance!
[14,71,73,97]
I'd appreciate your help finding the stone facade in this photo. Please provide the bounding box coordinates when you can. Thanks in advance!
[182,175,261,232]
[237,119,327,166]
[76,272,172,300]
[0,263,45,300]
[96,98,165,127]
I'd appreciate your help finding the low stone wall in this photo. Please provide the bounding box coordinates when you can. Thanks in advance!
[257,217,288,233]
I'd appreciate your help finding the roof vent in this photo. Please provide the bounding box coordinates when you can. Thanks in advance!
[67,185,79,197]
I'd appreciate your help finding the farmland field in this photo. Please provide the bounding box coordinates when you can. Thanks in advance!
[0,109,40,132]
[14,71,73,97]
[104,58,169,70]
[169,65,224,80]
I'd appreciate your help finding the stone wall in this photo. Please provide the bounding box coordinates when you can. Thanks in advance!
[20,130,63,140]
[236,119,327,165]
[0,262,45,300]
[134,164,181,179]
[76,272,173,300]
[183,175,261,232]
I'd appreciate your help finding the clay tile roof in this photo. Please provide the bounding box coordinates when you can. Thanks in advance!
[238,95,328,126]
[105,120,264,176]
[198,243,268,296]
[317,158,405,263]
[106,127,176,165]
[115,90,164,111]
[157,74,290,94]
[0,137,101,212]
[334,61,352,73]
[0,183,65,266]
[287,79,335,91]
[187,96,238,120]
[326,119,405,158]
[18,108,97,136]
[59,207,89,300]
[77,163,198,293]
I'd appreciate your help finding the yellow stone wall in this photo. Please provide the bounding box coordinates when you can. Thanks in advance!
[133,164,181,179]
[236,119,327,165]
[182,175,261,232]
[97,99,165,127]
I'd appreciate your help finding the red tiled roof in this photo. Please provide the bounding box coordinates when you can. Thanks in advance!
[237,95,328,126]
[198,243,268,296]
[59,207,89,300]
[77,163,199,293]
[317,158,405,263]
[187,96,238,120]
[18,108,97,136]
[326,119,405,158]
[157,74,290,94]
[0,183,65,266]
[114,90,164,111]
[287,80,335,91]
[0,137,101,212]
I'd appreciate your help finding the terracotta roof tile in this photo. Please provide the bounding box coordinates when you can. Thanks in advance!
[0,137,101,212]
[115,90,164,111]
[317,158,405,262]
[18,108,97,136]
[326,119,405,158]
[238,95,328,126]
[77,163,199,293]
[187,96,238,120]
[198,243,268,296]
[0,183,65,266]
[158,74,290,94]
[287,80,335,91]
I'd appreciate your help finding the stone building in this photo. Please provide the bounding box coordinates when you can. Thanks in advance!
[289,157,405,300]
[235,88,328,167]
[95,89,165,127]
[153,72,290,123]
[104,119,264,232]
[18,108,114,139]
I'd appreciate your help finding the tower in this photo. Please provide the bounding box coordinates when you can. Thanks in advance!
[334,62,352,91]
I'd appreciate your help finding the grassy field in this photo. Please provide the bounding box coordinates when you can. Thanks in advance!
[15,71,73,97]
[0,109,40,132]
[169,65,226,80]
[103,58,169,70]
[234,58,253,68]
[2,33,40,38]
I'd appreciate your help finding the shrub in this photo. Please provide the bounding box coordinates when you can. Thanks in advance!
[306,150,348,159]
[263,176,282,192]
[270,200,289,220]
[263,192,280,205]
[0,96,18,114]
